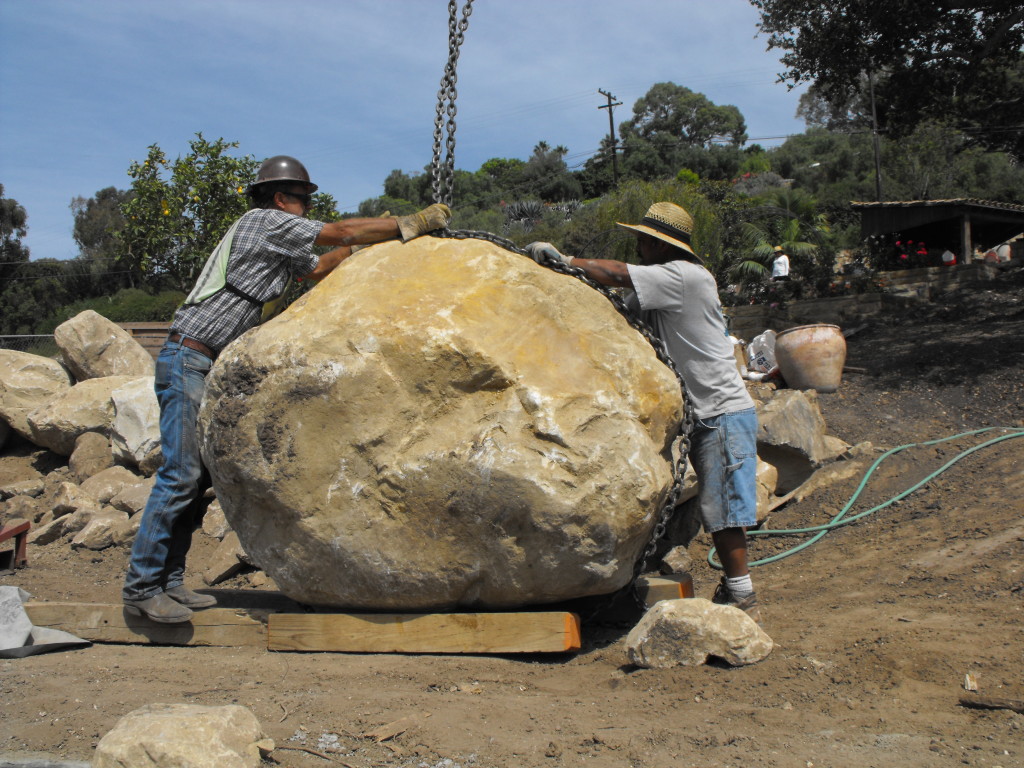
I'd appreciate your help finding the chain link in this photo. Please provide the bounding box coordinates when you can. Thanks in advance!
[437,229,696,612]
[431,0,474,207]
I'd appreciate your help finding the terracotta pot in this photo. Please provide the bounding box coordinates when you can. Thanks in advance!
[774,324,846,393]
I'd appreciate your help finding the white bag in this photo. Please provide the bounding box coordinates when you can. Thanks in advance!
[746,330,778,374]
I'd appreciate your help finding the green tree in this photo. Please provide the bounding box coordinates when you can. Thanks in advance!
[751,0,1024,158]
[612,83,748,183]
[119,134,259,291]
[519,142,583,203]
[71,186,135,289]
[1,183,30,273]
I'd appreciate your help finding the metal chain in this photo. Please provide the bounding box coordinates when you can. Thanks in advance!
[431,0,473,207]
[437,229,696,612]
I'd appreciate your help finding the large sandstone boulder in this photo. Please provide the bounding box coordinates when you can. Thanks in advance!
[200,237,684,610]
[54,309,155,381]
[0,350,73,439]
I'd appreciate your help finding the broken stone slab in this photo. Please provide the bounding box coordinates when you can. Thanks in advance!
[70,508,130,550]
[658,545,692,575]
[26,375,140,455]
[54,309,155,381]
[0,476,46,500]
[200,237,684,610]
[68,430,114,482]
[625,597,773,668]
[93,703,273,768]
[200,499,231,540]
[79,465,143,505]
[756,389,851,493]
[0,349,74,440]
[110,375,160,470]
[109,476,156,517]
[203,531,249,586]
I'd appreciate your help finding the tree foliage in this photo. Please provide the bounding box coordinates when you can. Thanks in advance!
[751,0,1024,158]
[118,134,259,291]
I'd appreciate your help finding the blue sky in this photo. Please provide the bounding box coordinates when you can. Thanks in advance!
[0,0,807,262]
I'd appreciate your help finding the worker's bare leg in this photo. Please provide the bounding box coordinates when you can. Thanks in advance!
[712,526,749,578]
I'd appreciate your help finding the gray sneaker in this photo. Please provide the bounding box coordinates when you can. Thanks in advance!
[124,592,194,624]
[711,578,763,627]
[164,585,217,609]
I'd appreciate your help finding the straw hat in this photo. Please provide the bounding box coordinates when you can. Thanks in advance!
[773,245,784,253]
[617,202,700,261]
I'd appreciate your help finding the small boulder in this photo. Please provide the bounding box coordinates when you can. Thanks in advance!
[0,350,73,440]
[70,508,130,550]
[200,499,231,540]
[80,465,142,505]
[110,477,156,517]
[68,431,114,482]
[27,376,140,455]
[93,703,273,768]
[625,598,773,668]
[110,376,160,469]
[54,310,155,381]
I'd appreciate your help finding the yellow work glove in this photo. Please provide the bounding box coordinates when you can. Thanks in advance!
[394,203,452,242]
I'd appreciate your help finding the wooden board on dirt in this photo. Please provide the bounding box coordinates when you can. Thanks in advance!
[24,602,268,647]
[268,611,581,654]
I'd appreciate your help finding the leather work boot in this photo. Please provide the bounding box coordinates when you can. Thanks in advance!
[711,578,764,628]
[124,592,193,624]
[164,585,217,609]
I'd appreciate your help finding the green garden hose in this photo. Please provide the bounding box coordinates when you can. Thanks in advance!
[708,426,1024,569]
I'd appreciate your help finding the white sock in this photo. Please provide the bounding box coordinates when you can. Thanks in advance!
[726,574,754,599]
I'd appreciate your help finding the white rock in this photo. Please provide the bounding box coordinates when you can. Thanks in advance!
[110,375,161,469]
[625,598,773,668]
[93,703,272,768]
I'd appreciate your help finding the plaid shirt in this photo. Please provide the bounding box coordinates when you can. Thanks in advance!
[171,209,322,352]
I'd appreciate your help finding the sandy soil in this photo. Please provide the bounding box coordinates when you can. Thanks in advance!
[1,268,1022,768]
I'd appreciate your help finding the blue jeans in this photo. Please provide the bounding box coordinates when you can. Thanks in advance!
[689,407,758,534]
[123,340,213,601]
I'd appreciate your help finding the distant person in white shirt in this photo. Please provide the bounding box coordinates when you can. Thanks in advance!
[771,246,790,281]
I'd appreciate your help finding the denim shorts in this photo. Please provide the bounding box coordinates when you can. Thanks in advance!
[688,407,758,533]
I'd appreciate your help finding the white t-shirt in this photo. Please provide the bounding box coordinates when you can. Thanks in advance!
[625,260,754,419]
[772,253,790,278]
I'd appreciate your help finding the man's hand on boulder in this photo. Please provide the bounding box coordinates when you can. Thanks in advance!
[524,241,573,266]
[395,204,452,242]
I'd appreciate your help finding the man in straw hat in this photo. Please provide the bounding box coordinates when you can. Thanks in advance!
[524,202,762,624]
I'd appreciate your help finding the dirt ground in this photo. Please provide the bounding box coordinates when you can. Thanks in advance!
[2,268,1023,768]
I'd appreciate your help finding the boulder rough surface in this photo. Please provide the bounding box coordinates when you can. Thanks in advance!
[0,349,73,439]
[200,237,683,610]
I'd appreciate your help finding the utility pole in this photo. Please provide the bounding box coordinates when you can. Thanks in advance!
[598,89,622,186]
[868,70,884,202]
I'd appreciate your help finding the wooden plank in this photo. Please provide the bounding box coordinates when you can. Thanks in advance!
[638,574,693,605]
[24,603,266,647]
[268,611,581,654]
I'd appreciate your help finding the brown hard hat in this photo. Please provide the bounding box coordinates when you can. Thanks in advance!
[247,155,319,195]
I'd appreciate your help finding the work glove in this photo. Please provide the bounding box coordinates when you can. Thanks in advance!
[394,203,452,242]
[523,241,573,267]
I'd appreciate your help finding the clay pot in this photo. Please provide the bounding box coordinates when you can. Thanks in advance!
[774,324,846,393]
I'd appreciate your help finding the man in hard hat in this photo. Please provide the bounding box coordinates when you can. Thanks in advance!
[524,202,762,625]
[123,155,451,623]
